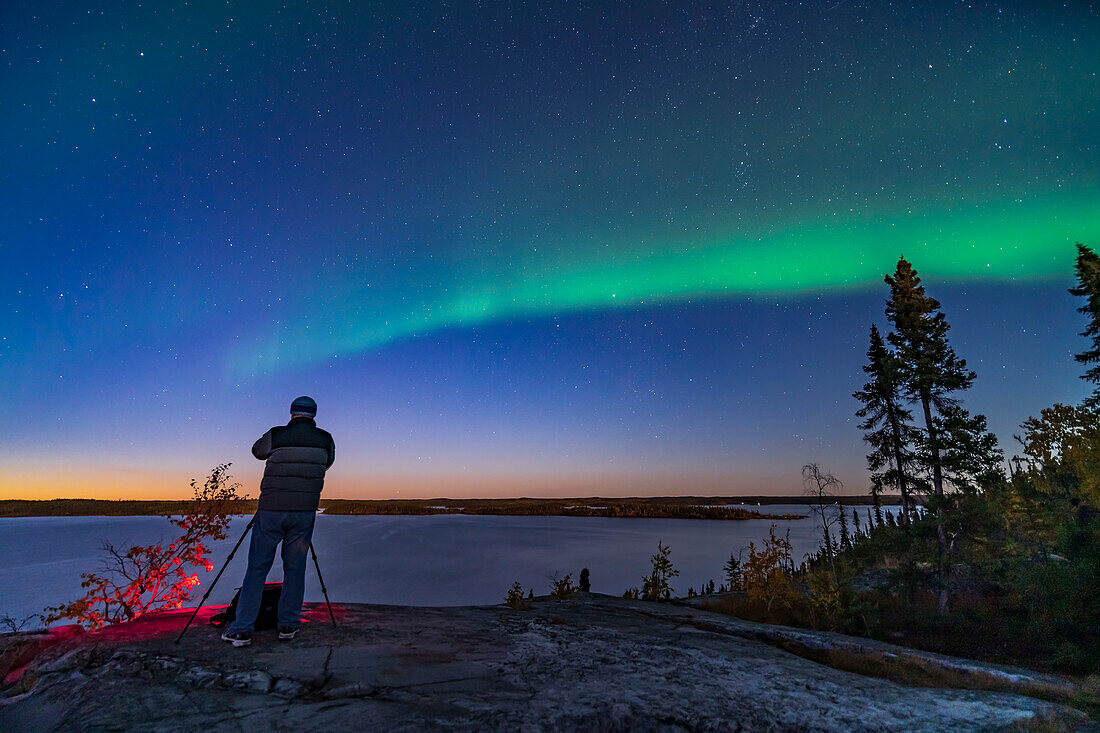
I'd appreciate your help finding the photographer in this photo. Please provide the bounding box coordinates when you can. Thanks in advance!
[221,396,335,647]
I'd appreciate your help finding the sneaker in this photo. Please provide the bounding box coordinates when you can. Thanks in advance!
[221,630,252,647]
[278,626,298,641]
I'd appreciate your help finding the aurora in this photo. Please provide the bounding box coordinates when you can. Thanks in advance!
[235,191,1098,374]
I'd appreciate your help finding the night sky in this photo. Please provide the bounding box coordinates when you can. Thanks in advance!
[3,1,1097,499]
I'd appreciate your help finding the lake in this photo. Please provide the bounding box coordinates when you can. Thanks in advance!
[0,506,895,625]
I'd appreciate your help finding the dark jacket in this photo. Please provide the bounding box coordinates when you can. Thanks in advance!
[252,416,335,511]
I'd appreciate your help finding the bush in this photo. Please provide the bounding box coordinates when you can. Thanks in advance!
[641,540,679,601]
[548,572,577,600]
[505,581,531,610]
[42,464,242,630]
[742,525,798,613]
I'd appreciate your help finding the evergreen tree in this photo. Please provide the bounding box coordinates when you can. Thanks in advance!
[723,553,743,591]
[1070,243,1100,407]
[852,509,862,538]
[579,567,591,592]
[884,257,1003,613]
[838,504,851,550]
[884,258,977,500]
[854,324,922,521]
[871,479,885,527]
[932,403,1003,490]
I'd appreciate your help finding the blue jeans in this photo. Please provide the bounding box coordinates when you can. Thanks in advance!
[228,510,316,632]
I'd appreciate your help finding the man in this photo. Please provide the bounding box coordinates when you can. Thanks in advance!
[221,396,335,647]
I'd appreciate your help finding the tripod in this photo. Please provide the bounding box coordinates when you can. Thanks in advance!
[175,515,337,644]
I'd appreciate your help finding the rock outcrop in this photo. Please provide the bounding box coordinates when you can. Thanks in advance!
[0,595,1089,731]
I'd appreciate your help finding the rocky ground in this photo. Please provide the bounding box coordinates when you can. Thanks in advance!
[0,594,1092,732]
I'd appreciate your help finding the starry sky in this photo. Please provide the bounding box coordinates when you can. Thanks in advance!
[3,1,1097,500]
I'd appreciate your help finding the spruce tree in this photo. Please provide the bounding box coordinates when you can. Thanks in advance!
[1070,243,1100,407]
[871,480,885,527]
[884,257,1002,613]
[854,324,921,521]
[884,258,976,500]
[838,504,851,550]
[933,403,1003,490]
[723,553,743,591]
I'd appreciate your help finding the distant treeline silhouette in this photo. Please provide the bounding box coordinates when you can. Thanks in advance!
[1,494,904,519]
[0,496,909,519]
[319,499,806,521]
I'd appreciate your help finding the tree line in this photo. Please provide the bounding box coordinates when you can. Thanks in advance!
[817,244,1099,673]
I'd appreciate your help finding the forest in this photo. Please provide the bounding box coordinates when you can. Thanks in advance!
[707,244,1100,680]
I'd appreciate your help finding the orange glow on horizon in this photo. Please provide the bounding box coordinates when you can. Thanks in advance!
[0,464,803,501]
[0,465,213,501]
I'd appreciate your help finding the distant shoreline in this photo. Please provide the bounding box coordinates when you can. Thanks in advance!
[0,495,901,519]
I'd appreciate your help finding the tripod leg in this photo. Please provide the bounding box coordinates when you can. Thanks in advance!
[175,515,256,644]
[310,542,337,628]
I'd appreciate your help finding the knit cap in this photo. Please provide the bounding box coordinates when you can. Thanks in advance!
[290,396,317,417]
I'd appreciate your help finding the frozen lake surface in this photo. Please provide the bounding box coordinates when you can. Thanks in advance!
[0,507,892,625]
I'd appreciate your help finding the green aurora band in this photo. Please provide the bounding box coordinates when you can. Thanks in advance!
[235,192,1099,375]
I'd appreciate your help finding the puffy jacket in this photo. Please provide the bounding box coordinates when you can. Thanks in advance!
[252,416,335,511]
